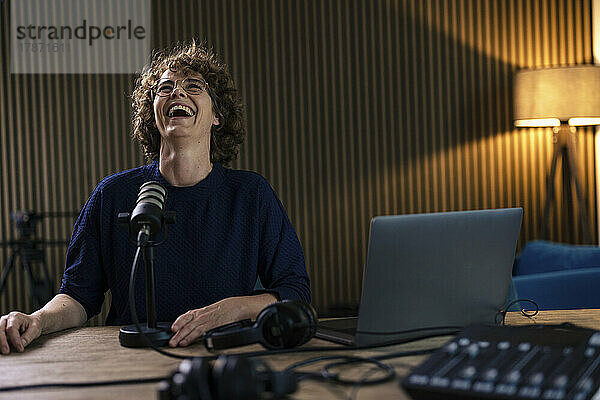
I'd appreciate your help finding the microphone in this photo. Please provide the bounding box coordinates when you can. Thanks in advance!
[118,181,176,348]
[118,181,174,245]
[131,181,166,241]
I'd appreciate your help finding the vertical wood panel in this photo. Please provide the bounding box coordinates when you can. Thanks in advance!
[0,0,596,319]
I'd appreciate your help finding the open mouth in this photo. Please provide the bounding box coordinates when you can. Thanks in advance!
[166,103,195,118]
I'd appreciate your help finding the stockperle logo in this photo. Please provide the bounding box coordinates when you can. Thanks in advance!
[11,0,151,74]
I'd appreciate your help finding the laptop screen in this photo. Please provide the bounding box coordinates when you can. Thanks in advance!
[318,208,523,346]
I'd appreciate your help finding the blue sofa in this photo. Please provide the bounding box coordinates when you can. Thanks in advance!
[511,240,600,310]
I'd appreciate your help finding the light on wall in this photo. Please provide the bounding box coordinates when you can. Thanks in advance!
[514,65,600,243]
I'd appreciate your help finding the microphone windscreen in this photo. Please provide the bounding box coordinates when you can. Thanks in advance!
[130,181,167,238]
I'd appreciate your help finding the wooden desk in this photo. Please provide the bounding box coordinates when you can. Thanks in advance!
[1,309,597,400]
[504,308,600,330]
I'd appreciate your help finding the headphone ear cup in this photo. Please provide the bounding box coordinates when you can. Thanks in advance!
[294,300,318,339]
[168,358,215,400]
[159,356,299,400]
[212,356,260,400]
[277,300,317,347]
[259,300,317,349]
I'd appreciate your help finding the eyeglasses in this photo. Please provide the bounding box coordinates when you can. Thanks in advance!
[152,78,209,97]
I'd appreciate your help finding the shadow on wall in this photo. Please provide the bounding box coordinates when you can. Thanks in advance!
[245,4,522,313]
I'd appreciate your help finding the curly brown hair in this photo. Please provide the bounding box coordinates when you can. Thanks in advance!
[131,41,246,166]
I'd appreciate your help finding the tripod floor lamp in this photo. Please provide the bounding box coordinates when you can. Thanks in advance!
[514,66,600,243]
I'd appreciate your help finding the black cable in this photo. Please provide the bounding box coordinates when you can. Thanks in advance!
[285,355,363,373]
[321,357,396,386]
[495,298,539,325]
[355,325,462,335]
[279,346,440,400]
[0,377,167,392]
[208,328,457,360]
[371,347,439,361]
[128,238,189,360]
[348,368,379,400]
[343,356,425,400]
[284,346,438,386]
[284,355,395,385]
[284,348,437,375]
[293,371,327,382]
[281,348,439,400]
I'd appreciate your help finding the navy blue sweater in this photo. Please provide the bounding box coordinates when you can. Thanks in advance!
[59,162,311,325]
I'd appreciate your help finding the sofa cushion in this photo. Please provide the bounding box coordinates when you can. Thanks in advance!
[513,240,600,276]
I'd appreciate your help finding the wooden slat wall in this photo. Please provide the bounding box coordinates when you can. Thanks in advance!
[0,2,143,324]
[0,0,595,321]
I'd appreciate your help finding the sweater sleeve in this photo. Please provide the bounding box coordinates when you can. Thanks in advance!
[59,186,107,320]
[256,182,311,303]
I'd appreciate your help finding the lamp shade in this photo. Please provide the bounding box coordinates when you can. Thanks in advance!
[514,66,600,127]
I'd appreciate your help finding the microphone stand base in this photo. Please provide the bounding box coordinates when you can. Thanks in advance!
[119,322,173,348]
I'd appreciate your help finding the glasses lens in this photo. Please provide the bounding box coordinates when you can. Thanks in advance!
[155,80,174,96]
[183,78,206,94]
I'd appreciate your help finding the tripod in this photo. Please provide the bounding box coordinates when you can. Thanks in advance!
[539,124,592,243]
[0,211,76,311]
[0,239,54,310]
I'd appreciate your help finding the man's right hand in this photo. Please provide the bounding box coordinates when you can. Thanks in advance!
[0,295,86,355]
[0,311,42,354]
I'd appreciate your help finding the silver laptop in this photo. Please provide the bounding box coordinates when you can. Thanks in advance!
[316,208,523,346]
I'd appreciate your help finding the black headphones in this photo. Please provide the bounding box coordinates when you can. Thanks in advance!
[158,355,298,400]
[203,300,317,351]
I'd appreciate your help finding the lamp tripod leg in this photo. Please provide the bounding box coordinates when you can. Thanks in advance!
[565,131,592,243]
[540,144,561,239]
